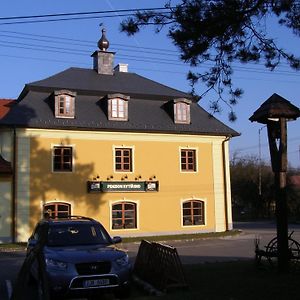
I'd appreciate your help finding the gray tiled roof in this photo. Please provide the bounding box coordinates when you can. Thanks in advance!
[25,67,191,100]
[1,68,239,137]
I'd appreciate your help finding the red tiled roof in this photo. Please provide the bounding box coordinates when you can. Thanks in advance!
[0,99,15,119]
[0,154,12,175]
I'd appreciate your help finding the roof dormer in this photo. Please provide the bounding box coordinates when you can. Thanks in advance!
[54,90,76,119]
[173,98,191,124]
[107,93,130,121]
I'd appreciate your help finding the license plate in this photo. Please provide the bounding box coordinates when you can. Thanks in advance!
[83,278,110,288]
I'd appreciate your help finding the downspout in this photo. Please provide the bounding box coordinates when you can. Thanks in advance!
[12,126,17,243]
[222,135,231,231]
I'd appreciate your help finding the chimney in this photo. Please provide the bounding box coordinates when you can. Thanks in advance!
[91,28,115,75]
[114,63,128,73]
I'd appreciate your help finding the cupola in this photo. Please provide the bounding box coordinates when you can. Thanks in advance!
[91,28,115,75]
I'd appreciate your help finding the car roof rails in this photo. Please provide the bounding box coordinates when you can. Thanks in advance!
[46,215,96,222]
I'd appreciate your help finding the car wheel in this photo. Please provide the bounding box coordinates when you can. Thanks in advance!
[37,279,44,300]
[86,294,102,300]
[26,271,36,286]
[37,279,53,300]
[114,285,131,299]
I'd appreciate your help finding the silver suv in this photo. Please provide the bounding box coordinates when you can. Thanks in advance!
[27,216,131,299]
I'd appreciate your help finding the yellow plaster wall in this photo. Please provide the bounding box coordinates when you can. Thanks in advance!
[26,129,227,236]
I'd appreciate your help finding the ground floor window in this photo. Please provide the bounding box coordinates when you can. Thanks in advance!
[112,202,137,229]
[182,200,205,226]
[43,202,71,218]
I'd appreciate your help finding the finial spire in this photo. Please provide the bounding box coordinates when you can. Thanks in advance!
[92,25,115,75]
[98,28,109,51]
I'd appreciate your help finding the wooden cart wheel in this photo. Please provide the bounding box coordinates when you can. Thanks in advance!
[265,237,278,267]
[287,238,300,270]
[265,236,300,268]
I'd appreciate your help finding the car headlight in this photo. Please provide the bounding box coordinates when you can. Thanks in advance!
[115,254,129,267]
[45,258,67,270]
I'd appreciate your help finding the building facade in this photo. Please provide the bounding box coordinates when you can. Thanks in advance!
[0,30,238,242]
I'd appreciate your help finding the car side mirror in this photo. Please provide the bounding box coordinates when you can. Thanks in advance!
[112,236,122,244]
[27,238,38,249]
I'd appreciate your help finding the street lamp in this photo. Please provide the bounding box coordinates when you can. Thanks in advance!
[250,93,300,272]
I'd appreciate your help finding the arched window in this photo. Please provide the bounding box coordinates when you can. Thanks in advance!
[43,202,71,218]
[182,200,205,226]
[112,202,137,229]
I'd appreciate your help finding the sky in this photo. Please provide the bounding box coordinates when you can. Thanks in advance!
[0,0,299,169]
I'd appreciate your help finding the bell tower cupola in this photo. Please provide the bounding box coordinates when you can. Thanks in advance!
[91,28,115,75]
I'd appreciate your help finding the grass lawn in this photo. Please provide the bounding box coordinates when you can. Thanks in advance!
[131,260,300,300]
[0,230,241,250]
[0,243,26,251]
[122,230,241,243]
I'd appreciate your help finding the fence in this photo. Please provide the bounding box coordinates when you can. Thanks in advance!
[134,240,188,292]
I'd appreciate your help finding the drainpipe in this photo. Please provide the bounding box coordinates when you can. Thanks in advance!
[222,136,231,231]
[12,127,17,243]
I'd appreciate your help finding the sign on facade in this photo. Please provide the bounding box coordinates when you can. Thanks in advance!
[87,181,159,193]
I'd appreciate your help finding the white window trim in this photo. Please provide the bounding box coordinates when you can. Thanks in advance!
[108,97,128,121]
[40,199,74,218]
[179,146,198,173]
[51,144,75,173]
[113,145,135,173]
[180,198,207,228]
[174,101,191,124]
[109,199,139,231]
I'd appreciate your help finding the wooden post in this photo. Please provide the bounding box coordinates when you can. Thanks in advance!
[249,93,300,272]
[267,118,289,272]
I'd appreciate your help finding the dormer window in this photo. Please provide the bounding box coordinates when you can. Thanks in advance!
[107,93,129,121]
[174,98,191,124]
[54,90,76,118]
[112,98,125,118]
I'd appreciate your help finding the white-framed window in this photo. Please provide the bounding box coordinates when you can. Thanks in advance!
[54,90,76,118]
[52,145,75,173]
[111,201,138,230]
[181,199,205,226]
[107,93,129,121]
[111,98,125,118]
[180,147,198,173]
[113,145,134,173]
[43,202,71,218]
[174,98,191,124]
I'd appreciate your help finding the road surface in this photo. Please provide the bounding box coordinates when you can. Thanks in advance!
[1,221,299,299]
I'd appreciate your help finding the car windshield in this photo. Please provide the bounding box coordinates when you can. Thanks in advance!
[47,223,111,246]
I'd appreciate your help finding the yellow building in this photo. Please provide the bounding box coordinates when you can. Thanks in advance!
[0,30,238,242]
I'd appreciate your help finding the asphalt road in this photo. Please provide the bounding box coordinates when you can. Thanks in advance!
[1,221,300,300]
[121,221,300,264]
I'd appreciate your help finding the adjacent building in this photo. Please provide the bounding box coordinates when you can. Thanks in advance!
[0,29,238,242]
